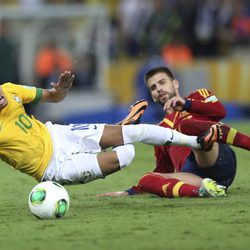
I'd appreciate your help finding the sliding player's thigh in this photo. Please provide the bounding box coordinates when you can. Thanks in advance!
[53,151,121,185]
[54,152,103,185]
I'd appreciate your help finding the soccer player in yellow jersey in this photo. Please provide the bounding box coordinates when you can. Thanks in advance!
[0,70,222,192]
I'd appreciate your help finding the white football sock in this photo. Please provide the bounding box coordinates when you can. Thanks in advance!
[112,144,135,169]
[122,124,199,149]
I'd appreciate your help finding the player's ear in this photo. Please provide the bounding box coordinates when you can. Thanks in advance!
[173,79,179,89]
[173,80,180,96]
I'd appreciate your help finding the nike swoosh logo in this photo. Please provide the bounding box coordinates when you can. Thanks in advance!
[170,130,174,140]
[164,130,174,146]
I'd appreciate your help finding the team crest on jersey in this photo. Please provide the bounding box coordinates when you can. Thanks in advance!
[13,95,21,104]
[205,95,218,103]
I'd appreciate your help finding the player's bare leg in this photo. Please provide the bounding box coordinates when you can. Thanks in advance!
[192,143,219,168]
[98,125,135,176]
[193,124,221,168]
[97,151,121,176]
[99,125,124,149]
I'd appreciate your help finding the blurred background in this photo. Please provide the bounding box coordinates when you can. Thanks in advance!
[0,0,249,124]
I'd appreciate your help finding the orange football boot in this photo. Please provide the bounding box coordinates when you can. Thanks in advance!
[117,99,148,125]
[197,124,222,151]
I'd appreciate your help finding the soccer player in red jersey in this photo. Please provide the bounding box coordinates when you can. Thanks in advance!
[100,66,250,198]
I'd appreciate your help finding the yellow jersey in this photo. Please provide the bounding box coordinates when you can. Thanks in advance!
[0,83,53,181]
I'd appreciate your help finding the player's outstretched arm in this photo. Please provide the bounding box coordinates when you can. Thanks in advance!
[41,71,75,103]
[96,191,129,197]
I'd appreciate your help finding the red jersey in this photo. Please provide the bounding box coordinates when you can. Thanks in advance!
[154,88,226,173]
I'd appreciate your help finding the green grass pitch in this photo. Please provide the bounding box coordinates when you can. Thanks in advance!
[0,121,250,250]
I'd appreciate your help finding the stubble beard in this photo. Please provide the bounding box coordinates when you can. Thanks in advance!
[158,90,177,106]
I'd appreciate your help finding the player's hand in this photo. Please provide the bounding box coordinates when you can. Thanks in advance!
[50,71,75,91]
[96,191,129,197]
[163,96,185,114]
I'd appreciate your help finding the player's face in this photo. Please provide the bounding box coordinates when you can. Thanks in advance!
[0,86,8,111]
[146,72,177,105]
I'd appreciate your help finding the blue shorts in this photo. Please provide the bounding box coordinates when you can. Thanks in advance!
[181,144,237,189]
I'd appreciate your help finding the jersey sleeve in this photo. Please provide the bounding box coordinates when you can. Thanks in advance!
[3,83,43,104]
[184,88,226,120]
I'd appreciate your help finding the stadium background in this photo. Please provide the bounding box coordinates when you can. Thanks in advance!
[0,0,249,125]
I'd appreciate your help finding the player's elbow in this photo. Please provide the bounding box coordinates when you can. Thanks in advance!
[215,103,226,119]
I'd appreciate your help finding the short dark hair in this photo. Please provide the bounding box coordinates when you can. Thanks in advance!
[144,66,175,84]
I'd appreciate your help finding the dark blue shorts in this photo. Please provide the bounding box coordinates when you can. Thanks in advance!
[181,144,237,188]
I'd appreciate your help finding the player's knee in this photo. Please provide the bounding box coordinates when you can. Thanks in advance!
[113,144,135,169]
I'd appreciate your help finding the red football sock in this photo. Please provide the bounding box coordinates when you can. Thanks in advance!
[138,173,200,198]
[179,119,250,151]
